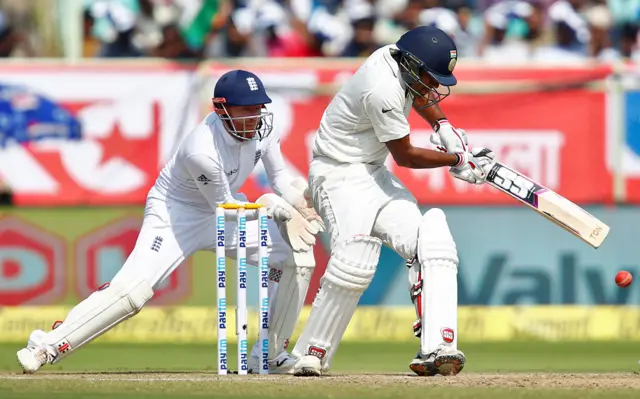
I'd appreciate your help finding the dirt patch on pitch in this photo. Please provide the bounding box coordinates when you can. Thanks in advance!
[326,373,640,389]
[2,372,639,389]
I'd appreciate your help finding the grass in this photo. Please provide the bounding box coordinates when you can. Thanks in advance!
[0,341,639,398]
[1,341,639,374]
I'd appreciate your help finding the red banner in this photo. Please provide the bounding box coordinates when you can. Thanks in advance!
[0,64,199,206]
[217,65,611,205]
[0,62,611,206]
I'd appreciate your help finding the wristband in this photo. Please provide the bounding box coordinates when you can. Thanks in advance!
[432,118,449,131]
[453,153,464,168]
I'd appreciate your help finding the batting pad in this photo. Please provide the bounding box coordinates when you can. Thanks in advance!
[417,208,459,354]
[264,261,313,359]
[292,235,382,371]
[46,280,154,362]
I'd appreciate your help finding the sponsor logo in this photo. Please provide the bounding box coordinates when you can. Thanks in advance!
[261,297,269,329]
[262,339,269,370]
[217,259,226,289]
[218,298,226,328]
[197,174,211,185]
[308,346,326,360]
[238,217,247,248]
[269,268,282,283]
[441,327,455,343]
[260,260,269,289]
[239,339,248,371]
[216,215,225,248]
[238,261,247,289]
[150,236,163,252]
[219,339,228,370]
[57,340,71,354]
[259,216,268,247]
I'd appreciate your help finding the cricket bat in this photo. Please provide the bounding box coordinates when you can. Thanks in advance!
[485,162,610,248]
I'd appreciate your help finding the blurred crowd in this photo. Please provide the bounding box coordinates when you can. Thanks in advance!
[0,0,636,61]
[79,0,640,62]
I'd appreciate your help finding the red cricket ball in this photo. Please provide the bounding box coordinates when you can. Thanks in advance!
[615,271,633,288]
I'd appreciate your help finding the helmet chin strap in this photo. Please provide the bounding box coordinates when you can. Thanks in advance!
[214,103,241,138]
[410,85,450,110]
[390,47,452,110]
[214,102,273,141]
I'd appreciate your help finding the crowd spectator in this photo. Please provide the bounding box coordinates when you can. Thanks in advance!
[79,0,637,62]
[0,177,12,206]
[0,0,40,57]
[0,0,634,62]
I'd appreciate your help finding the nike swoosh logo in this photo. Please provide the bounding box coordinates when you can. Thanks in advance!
[382,108,392,113]
[276,359,287,367]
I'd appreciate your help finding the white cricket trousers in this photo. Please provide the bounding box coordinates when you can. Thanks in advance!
[110,195,292,289]
[308,156,422,260]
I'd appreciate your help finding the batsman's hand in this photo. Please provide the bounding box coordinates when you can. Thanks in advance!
[432,119,468,154]
[430,134,496,185]
[450,148,496,185]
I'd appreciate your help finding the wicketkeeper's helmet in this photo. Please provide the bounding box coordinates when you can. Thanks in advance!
[212,70,273,141]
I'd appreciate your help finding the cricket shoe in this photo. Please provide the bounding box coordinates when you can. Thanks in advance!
[409,346,466,376]
[293,355,322,377]
[16,330,57,374]
[247,350,297,374]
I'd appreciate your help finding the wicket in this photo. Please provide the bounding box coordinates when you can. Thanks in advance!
[216,203,270,375]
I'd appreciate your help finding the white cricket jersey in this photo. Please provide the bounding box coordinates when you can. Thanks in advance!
[312,44,413,165]
[148,112,293,212]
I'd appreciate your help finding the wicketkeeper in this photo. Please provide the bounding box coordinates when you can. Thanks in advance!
[17,70,323,375]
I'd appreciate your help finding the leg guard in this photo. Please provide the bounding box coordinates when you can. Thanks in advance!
[45,279,153,362]
[266,259,314,359]
[250,254,314,367]
[417,208,459,353]
[251,193,317,365]
[292,235,382,372]
[407,256,422,338]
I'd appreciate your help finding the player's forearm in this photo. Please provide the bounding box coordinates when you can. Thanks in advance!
[399,147,459,169]
[270,174,295,197]
[413,97,446,126]
[265,158,295,196]
[262,143,295,197]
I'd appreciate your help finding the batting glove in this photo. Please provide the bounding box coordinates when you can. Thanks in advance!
[430,134,496,185]
[432,119,468,154]
[450,148,496,185]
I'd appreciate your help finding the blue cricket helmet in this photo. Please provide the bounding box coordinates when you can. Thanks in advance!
[212,70,273,141]
[394,26,458,108]
[213,69,272,106]
[396,26,458,86]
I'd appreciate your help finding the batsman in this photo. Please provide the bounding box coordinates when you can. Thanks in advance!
[291,26,498,377]
[17,70,323,375]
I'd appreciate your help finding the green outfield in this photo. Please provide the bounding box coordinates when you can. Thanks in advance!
[1,341,639,398]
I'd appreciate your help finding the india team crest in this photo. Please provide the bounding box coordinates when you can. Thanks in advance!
[449,50,457,72]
